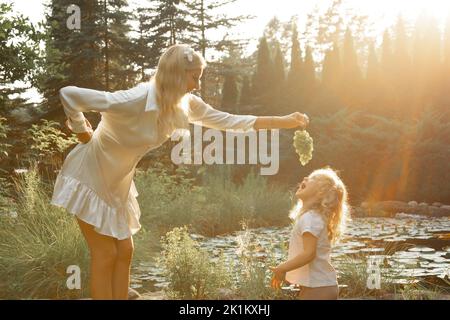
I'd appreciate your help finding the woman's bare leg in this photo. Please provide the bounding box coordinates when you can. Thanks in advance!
[298,285,339,300]
[112,236,134,300]
[77,218,117,300]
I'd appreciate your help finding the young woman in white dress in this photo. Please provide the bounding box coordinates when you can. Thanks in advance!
[51,44,309,300]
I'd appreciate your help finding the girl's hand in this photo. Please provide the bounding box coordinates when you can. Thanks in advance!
[65,118,93,144]
[269,266,286,289]
[282,112,309,129]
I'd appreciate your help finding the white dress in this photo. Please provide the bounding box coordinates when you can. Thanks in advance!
[50,80,257,240]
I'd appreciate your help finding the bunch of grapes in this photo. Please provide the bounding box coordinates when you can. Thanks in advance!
[293,130,313,166]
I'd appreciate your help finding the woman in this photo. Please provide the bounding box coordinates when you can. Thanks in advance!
[51,44,309,300]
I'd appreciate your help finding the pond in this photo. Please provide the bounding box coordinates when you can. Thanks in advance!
[131,213,450,293]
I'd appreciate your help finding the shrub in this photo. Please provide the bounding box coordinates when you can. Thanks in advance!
[159,226,232,299]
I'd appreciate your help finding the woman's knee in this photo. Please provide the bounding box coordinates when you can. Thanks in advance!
[116,239,134,264]
[116,238,134,264]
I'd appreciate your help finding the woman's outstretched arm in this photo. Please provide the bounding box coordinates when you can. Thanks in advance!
[253,113,309,130]
[188,94,309,131]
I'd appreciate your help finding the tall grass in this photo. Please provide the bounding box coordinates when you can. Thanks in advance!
[0,165,89,299]
[136,166,291,237]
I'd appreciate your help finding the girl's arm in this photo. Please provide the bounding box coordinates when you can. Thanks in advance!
[270,232,317,288]
[276,232,317,273]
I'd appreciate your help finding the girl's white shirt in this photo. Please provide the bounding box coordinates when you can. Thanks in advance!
[285,210,338,287]
[51,80,257,240]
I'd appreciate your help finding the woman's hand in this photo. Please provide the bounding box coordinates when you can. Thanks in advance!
[65,118,93,144]
[269,266,286,290]
[282,112,309,129]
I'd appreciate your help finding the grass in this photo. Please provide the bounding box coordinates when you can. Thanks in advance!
[0,165,90,299]
[0,164,447,300]
[135,165,291,237]
[0,164,291,299]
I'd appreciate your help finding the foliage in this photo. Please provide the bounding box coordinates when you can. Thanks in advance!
[24,119,77,167]
[159,226,232,299]
[0,165,89,299]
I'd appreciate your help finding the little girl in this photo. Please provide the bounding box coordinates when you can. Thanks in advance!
[270,167,350,300]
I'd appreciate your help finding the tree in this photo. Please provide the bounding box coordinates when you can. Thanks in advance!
[149,0,190,47]
[239,76,252,106]
[411,12,441,114]
[264,16,295,58]
[391,15,412,112]
[438,12,450,107]
[321,42,341,96]
[221,71,238,111]
[287,22,303,95]
[301,46,316,101]
[133,6,164,81]
[341,28,362,107]
[0,3,40,115]
[366,42,380,91]
[185,0,253,98]
[38,0,105,114]
[252,36,274,107]
[102,0,136,91]
[272,41,286,102]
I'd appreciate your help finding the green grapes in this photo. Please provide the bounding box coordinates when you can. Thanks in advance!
[293,130,314,166]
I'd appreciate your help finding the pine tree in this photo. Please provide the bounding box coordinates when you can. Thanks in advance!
[365,42,382,113]
[38,0,105,114]
[438,12,450,107]
[287,23,303,94]
[221,71,238,111]
[321,42,341,95]
[412,12,441,113]
[239,76,252,106]
[273,42,286,85]
[366,42,380,89]
[252,36,274,106]
[102,0,136,91]
[185,0,251,57]
[185,0,252,98]
[301,46,316,101]
[133,6,163,81]
[149,0,190,46]
[341,28,362,107]
[379,30,396,111]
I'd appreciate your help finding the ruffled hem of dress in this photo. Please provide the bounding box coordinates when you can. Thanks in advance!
[50,174,141,240]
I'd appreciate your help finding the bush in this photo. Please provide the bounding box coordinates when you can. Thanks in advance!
[159,226,232,299]
[0,165,89,299]
[24,119,78,168]
[233,224,286,300]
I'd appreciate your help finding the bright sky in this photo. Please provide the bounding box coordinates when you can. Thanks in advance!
[11,0,450,40]
[7,0,450,102]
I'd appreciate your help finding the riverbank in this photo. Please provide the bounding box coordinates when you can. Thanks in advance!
[353,201,450,218]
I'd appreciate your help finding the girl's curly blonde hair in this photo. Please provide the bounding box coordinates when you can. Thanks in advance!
[290,167,350,245]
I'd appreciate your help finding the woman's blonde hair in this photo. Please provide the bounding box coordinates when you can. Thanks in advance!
[154,44,207,136]
[289,167,350,245]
